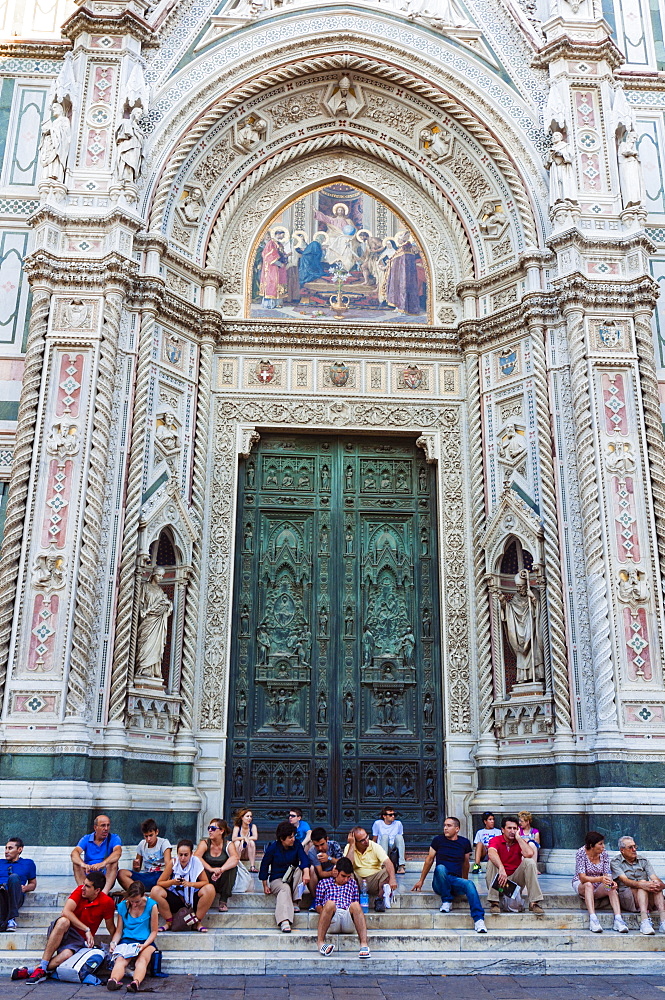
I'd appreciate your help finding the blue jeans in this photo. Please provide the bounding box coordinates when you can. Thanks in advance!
[4,874,26,920]
[432,865,484,922]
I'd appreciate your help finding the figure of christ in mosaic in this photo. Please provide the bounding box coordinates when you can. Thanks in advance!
[249,183,429,323]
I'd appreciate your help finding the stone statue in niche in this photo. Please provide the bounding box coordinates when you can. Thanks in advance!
[244,523,253,552]
[292,773,304,796]
[246,463,255,487]
[321,465,330,490]
[155,412,180,453]
[422,608,432,637]
[419,467,427,491]
[423,693,434,726]
[365,773,377,797]
[618,130,646,210]
[320,525,329,552]
[317,692,327,724]
[319,606,328,635]
[113,107,144,188]
[606,440,636,478]
[345,608,354,636]
[497,423,527,464]
[547,132,577,207]
[256,624,270,664]
[275,773,286,796]
[324,75,363,118]
[383,775,396,797]
[32,550,65,590]
[181,187,204,222]
[343,692,354,723]
[234,769,243,797]
[236,690,247,724]
[419,126,453,163]
[400,629,415,665]
[362,625,375,667]
[293,630,312,666]
[270,688,294,726]
[135,568,172,685]
[499,569,544,687]
[618,568,650,605]
[39,102,71,184]
[345,527,354,554]
[317,769,326,796]
[240,606,250,634]
[426,770,435,800]
[345,466,354,490]
[255,774,268,796]
[236,116,267,150]
[344,770,353,797]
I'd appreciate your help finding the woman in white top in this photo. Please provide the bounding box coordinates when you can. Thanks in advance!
[232,807,259,873]
[150,839,215,932]
[371,807,406,873]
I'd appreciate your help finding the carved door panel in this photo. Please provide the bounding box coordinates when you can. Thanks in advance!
[226,434,443,840]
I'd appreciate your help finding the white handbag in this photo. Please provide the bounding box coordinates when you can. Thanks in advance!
[233,860,254,893]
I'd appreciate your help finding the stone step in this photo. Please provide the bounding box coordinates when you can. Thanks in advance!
[4,925,665,953]
[10,906,656,932]
[3,949,665,977]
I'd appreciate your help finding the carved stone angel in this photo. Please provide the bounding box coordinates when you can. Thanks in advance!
[547,132,577,206]
[113,107,144,187]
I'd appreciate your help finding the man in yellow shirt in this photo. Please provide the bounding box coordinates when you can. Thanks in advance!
[344,828,398,911]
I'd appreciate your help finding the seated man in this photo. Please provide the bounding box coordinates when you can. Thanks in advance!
[411,816,487,934]
[307,827,343,899]
[343,827,397,912]
[486,815,544,915]
[372,807,406,874]
[118,818,172,893]
[27,872,116,982]
[315,856,370,959]
[611,835,665,935]
[0,837,36,930]
[471,812,496,874]
[72,814,122,894]
[288,808,312,850]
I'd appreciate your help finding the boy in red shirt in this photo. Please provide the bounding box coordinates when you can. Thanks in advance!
[27,871,116,980]
[486,815,544,915]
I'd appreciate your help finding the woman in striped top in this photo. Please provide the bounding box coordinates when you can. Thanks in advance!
[573,831,628,934]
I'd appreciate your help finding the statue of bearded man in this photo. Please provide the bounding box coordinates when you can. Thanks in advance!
[499,568,544,686]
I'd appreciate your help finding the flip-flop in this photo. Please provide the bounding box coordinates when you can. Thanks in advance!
[158,921,172,932]
[196,925,208,933]
[319,943,334,956]
[127,982,140,993]
[359,945,371,959]
[217,902,228,912]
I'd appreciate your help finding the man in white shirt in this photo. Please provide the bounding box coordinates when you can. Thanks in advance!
[371,807,406,874]
[471,812,496,874]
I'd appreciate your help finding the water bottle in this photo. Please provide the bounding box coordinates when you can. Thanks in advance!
[360,878,369,913]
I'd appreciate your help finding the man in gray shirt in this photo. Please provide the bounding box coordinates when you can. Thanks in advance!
[610,835,665,935]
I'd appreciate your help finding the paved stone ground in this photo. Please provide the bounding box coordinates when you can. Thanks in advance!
[1,975,665,1000]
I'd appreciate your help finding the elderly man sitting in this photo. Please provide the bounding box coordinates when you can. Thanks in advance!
[611,836,665,935]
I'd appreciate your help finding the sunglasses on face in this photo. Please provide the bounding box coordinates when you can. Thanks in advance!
[208,825,219,831]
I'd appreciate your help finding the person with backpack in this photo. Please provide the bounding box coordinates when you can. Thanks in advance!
[371,807,406,874]
[71,815,122,893]
[0,837,37,930]
[106,881,159,992]
[26,872,116,982]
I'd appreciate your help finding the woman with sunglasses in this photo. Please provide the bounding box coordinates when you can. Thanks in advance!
[194,819,239,913]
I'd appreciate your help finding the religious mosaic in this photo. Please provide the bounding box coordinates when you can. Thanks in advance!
[248,183,430,324]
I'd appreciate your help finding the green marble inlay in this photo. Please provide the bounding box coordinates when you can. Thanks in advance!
[0,78,15,176]
[0,809,198,847]
[0,753,193,787]
[478,760,665,790]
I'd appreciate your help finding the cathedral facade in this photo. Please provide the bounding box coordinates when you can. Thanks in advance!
[1,0,665,858]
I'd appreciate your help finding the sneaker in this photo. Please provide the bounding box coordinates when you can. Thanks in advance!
[439,901,452,913]
[589,914,602,933]
[471,864,481,874]
[474,919,488,934]
[640,918,655,935]
[529,902,544,915]
[659,921,665,934]
[280,920,291,933]
[10,968,29,980]
[28,968,47,982]
[374,897,386,913]
[6,919,17,931]
[613,916,629,933]
[383,885,392,909]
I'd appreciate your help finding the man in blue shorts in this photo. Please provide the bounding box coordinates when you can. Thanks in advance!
[0,837,36,930]
[71,814,122,893]
[118,818,171,892]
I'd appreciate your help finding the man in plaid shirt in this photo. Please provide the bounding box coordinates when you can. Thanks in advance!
[314,857,370,958]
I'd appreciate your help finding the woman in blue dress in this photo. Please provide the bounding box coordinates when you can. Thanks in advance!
[107,881,159,992]
[298,232,328,285]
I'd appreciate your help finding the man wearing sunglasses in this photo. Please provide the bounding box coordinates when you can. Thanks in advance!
[287,808,312,850]
[611,836,665,935]
[372,807,406,874]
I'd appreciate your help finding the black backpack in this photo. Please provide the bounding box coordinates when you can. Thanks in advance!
[388,844,400,871]
[0,884,10,932]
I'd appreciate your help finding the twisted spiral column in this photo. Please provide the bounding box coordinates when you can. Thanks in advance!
[565,307,619,737]
[465,348,494,744]
[634,309,665,588]
[0,289,51,702]
[66,291,123,717]
[179,334,215,734]
[529,323,573,738]
[107,305,156,723]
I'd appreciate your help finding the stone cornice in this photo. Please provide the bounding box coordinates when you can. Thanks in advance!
[458,291,560,350]
[553,272,659,312]
[0,40,70,59]
[532,33,624,71]
[62,5,156,45]
[216,319,460,355]
[29,204,145,236]
[546,226,658,257]
[456,249,553,300]
[618,71,665,92]
[23,250,139,293]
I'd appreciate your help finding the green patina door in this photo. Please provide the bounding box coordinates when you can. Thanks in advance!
[226,433,443,841]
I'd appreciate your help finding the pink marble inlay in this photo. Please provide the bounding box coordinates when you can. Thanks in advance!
[92,66,115,105]
[602,372,628,435]
[613,475,640,563]
[41,459,72,549]
[55,353,83,417]
[26,594,59,673]
[623,606,652,681]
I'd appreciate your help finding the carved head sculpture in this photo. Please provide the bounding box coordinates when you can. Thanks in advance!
[150,567,166,584]
[514,569,529,592]
[338,75,351,94]
[52,101,65,119]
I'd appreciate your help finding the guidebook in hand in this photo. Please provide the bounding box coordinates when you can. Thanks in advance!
[112,943,142,959]
[491,875,519,896]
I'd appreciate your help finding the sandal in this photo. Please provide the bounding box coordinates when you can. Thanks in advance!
[106,980,122,992]
[249,866,258,873]
[319,943,334,956]
[127,982,140,993]
[158,920,172,932]
[217,902,228,912]
[359,945,371,959]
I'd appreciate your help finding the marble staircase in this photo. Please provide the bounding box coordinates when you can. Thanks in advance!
[3,860,664,977]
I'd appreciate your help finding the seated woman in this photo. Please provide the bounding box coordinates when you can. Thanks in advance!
[258,820,311,932]
[194,819,239,913]
[232,807,259,873]
[518,811,540,858]
[107,881,158,993]
[574,831,628,934]
[150,839,215,933]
